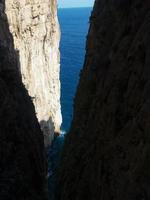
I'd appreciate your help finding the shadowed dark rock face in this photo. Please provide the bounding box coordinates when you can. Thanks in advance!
[57,0,150,199]
[0,1,47,199]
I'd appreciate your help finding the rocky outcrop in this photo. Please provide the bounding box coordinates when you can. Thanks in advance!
[0,1,47,199]
[57,0,150,199]
[5,0,62,146]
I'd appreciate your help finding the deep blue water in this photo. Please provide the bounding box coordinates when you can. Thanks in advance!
[48,8,92,199]
[59,7,92,132]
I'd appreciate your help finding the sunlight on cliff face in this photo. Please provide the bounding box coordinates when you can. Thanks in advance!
[5,0,62,146]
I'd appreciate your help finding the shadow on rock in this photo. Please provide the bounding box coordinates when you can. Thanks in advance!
[0,1,47,199]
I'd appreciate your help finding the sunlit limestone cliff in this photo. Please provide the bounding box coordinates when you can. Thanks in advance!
[57,0,150,199]
[0,1,47,199]
[5,0,62,146]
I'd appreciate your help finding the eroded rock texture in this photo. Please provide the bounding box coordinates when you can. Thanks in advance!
[57,0,150,199]
[0,1,47,199]
[5,0,62,146]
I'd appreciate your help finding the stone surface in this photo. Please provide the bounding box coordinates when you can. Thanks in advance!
[0,1,47,199]
[57,0,150,199]
[5,0,62,146]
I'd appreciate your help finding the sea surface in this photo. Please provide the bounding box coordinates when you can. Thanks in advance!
[59,7,92,132]
[48,7,92,199]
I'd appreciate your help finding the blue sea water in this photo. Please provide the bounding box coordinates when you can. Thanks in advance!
[59,7,92,132]
[48,8,92,199]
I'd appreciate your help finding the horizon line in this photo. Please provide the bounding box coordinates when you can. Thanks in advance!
[58,6,93,9]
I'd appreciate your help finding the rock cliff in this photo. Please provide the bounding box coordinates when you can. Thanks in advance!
[5,0,62,146]
[57,0,150,199]
[0,0,47,199]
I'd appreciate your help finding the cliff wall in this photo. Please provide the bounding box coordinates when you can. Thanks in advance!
[0,0,47,199]
[5,0,62,146]
[57,0,150,199]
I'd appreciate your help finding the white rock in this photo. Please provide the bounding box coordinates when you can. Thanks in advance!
[5,0,62,146]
